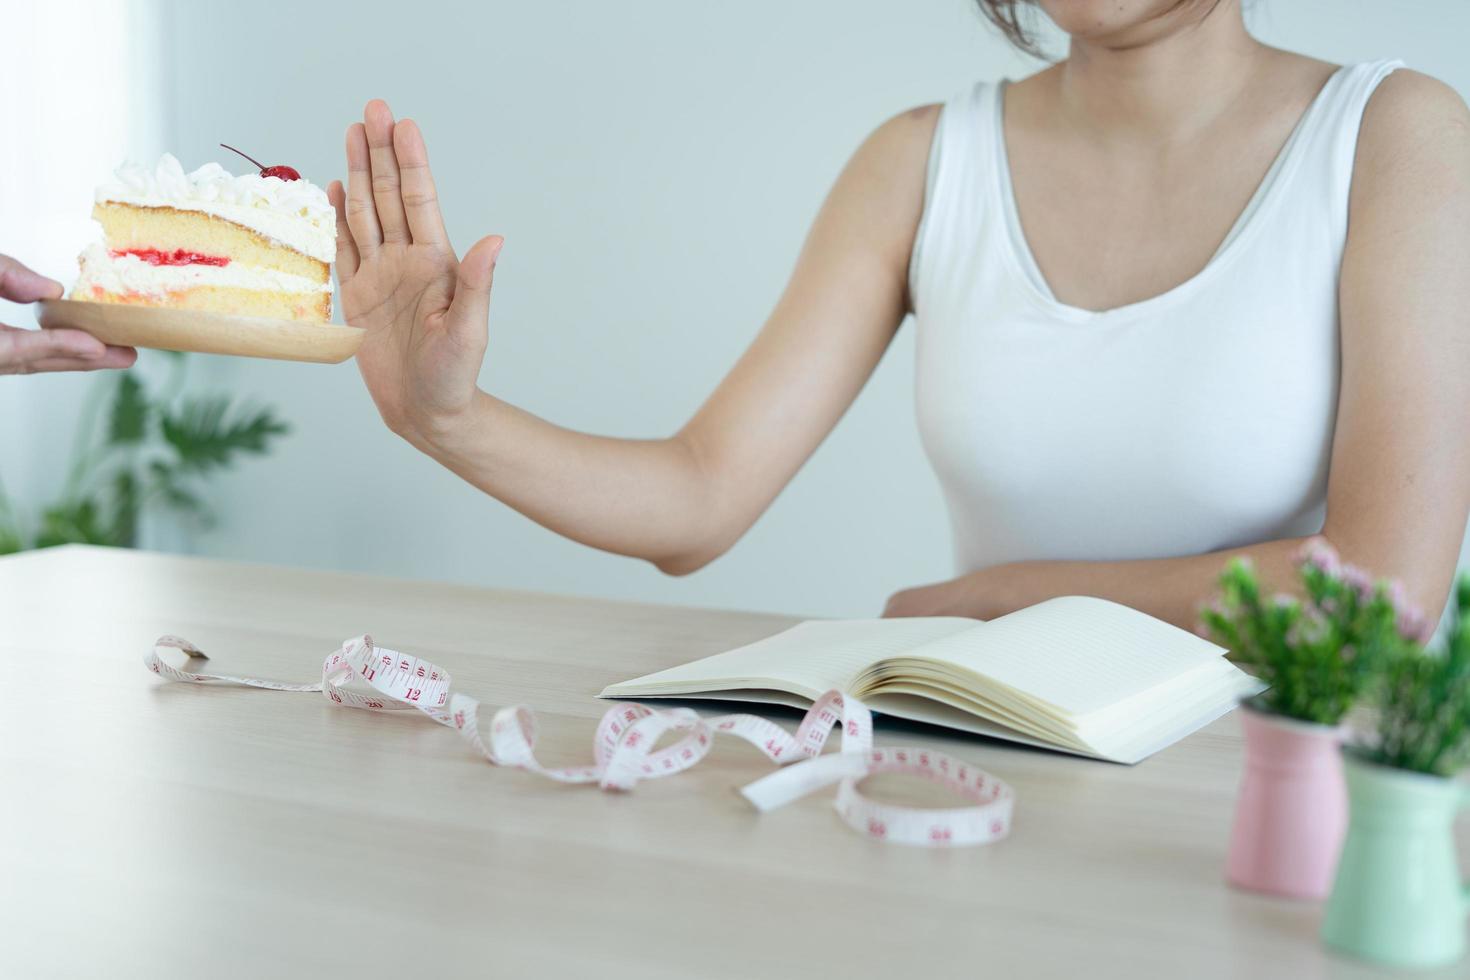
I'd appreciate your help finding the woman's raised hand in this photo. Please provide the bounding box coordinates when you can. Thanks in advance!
[329,100,503,445]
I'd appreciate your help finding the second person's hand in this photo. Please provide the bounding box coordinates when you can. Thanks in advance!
[0,254,137,375]
[328,100,504,448]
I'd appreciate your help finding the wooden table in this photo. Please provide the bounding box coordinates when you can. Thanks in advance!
[1,546,1462,979]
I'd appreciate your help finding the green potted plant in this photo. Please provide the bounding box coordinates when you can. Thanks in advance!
[0,355,287,553]
[1199,539,1418,899]
[1323,577,1470,969]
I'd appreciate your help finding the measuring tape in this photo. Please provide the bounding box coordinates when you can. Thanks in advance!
[145,634,1014,847]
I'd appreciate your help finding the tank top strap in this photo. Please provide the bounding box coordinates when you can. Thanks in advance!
[1251,59,1404,244]
[1305,58,1405,177]
[908,81,1004,310]
[1210,60,1401,260]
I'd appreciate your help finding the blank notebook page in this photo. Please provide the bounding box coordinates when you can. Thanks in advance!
[605,618,976,697]
[902,595,1228,719]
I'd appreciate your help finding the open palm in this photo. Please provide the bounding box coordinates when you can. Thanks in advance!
[328,100,503,441]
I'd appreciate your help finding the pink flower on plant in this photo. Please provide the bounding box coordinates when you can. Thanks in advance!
[1286,607,1330,648]
[1382,581,1433,643]
[1387,593,1434,646]
[1297,537,1342,576]
[1341,564,1376,602]
[1397,608,1433,644]
[1194,597,1228,637]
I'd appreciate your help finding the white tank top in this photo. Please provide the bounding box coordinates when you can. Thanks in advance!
[909,59,1402,574]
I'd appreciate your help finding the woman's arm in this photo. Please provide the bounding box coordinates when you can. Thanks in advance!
[884,539,1315,628]
[888,71,1470,629]
[331,100,938,574]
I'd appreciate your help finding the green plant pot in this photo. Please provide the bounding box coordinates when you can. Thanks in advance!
[1321,750,1470,968]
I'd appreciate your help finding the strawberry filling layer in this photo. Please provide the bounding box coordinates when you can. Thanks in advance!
[110,247,230,267]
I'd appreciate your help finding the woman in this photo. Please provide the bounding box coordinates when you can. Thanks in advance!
[327,0,1470,628]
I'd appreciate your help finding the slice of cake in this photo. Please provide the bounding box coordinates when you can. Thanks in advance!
[73,150,336,322]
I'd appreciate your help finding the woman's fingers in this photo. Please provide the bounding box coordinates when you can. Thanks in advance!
[394,119,450,248]
[24,350,137,373]
[0,325,136,375]
[363,100,410,245]
[446,235,504,345]
[345,122,381,253]
[327,181,359,283]
[343,104,445,255]
[0,254,63,303]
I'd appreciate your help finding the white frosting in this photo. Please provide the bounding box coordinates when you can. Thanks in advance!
[96,153,336,263]
[74,242,332,296]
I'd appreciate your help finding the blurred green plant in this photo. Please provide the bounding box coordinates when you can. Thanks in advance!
[0,353,288,552]
[1198,541,1424,726]
[1363,578,1470,778]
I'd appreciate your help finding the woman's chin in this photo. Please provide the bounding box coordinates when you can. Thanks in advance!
[1036,0,1220,47]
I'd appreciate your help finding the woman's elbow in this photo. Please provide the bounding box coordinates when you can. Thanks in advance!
[648,520,743,576]
[652,553,708,577]
[650,539,728,577]
[648,445,747,576]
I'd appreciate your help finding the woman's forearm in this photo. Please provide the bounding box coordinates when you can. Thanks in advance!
[411,389,724,573]
[965,528,1457,632]
[978,538,1312,630]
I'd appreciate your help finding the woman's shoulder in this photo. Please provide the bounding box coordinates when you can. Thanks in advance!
[859,83,1003,171]
[843,104,944,196]
[867,104,943,154]
[1343,66,1470,268]
[1354,67,1470,189]
[1360,67,1470,145]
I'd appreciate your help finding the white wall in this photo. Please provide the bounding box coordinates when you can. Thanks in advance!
[0,0,164,528]
[6,0,1469,618]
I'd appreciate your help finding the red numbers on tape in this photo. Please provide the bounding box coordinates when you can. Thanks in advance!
[143,634,1014,848]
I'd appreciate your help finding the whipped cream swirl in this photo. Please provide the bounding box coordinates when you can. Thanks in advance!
[96,153,336,263]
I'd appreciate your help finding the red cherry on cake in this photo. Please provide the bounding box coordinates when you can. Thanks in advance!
[220,143,301,182]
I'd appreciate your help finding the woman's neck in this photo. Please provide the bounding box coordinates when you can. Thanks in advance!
[1052,1,1265,145]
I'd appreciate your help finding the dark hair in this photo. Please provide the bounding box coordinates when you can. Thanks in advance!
[974,1,1047,59]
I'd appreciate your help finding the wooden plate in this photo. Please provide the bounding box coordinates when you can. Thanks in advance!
[36,299,364,364]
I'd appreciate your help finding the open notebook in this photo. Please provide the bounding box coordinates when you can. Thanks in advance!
[601,596,1264,764]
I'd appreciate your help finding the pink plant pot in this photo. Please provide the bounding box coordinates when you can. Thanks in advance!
[1225,700,1347,900]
